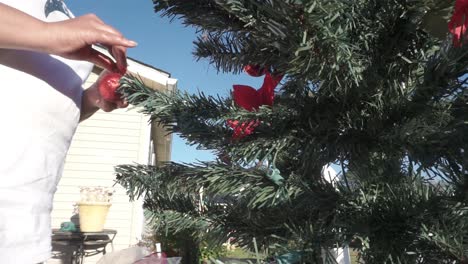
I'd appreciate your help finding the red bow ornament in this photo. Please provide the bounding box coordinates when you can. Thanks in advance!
[449,0,468,46]
[243,65,267,77]
[227,65,283,139]
[227,119,260,139]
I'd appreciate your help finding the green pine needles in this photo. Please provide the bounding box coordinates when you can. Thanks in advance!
[115,0,467,263]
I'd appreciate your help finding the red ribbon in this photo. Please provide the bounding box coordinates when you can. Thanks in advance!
[449,0,468,47]
[227,66,283,139]
[243,65,267,77]
[227,119,260,139]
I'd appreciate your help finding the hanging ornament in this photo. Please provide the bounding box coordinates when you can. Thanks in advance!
[228,65,283,139]
[98,73,123,102]
[243,64,267,77]
[227,119,260,139]
[449,0,468,46]
[266,168,284,186]
[233,72,282,110]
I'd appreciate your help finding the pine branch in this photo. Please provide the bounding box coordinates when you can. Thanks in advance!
[119,75,233,148]
[153,0,246,32]
[114,1,468,261]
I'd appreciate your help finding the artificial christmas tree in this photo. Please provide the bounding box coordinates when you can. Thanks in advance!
[115,0,467,263]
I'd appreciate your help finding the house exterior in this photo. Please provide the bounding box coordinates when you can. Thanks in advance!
[48,48,176,264]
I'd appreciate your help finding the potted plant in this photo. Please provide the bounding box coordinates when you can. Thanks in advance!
[77,187,114,232]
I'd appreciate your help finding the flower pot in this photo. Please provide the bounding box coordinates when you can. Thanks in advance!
[77,202,111,232]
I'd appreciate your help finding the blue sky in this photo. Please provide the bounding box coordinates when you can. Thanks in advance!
[67,0,263,163]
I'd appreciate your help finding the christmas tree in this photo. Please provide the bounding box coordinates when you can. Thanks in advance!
[115,0,467,263]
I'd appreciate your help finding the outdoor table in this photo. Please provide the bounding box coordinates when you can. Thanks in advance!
[52,228,117,264]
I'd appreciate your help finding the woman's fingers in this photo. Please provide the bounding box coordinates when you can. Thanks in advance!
[95,29,137,48]
[91,29,132,74]
[84,47,118,72]
[109,46,127,74]
[84,45,128,74]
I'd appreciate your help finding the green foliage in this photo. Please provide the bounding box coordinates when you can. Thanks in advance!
[200,241,228,262]
[116,0,468,263]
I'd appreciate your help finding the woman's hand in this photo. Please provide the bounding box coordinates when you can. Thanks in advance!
[43,14,136,73]
[0,3,136,73]
[80,70,128,121]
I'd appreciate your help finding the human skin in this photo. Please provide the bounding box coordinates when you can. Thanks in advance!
[0,3,135,120]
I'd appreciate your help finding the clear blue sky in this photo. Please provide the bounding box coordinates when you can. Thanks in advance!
[67,0,263,163]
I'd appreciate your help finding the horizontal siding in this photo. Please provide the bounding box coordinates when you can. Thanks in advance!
[76,126,142,137]
[49,70,151,264]
[57,177,118,187]
[78,119,143,130]
[64,163,119,172]
[53,193,134,204]
[64,157,138,166]
[84,111,144,122]
[72,133,141,144]
[67,148,138,158]
[52,203,136,214]
[56,170,120,179]
[67,140,139,150]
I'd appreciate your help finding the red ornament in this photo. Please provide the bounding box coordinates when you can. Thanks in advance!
[98,73,123,102]
[227,120,260,139]
[228,71,283,139]
[232,85,262,111]
[243,65,266,77]
[449,0,468,47]
[232,72,282,111]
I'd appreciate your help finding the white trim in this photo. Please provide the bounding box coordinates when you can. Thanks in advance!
[127,60,169,86]
[130,116,152,244]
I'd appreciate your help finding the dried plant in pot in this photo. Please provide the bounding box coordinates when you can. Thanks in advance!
[77,186,114,232]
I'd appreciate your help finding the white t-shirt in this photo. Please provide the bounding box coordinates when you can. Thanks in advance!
[0,1,93,263]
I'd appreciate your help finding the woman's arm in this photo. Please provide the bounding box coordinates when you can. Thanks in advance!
[0,3,134,120]
[0,3,136,72]
[0,3,49,52]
